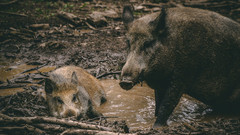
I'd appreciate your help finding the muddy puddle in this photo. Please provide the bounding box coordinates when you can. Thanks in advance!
[99,79,211,131]
[1,63,239,131]
[0,62,55,96]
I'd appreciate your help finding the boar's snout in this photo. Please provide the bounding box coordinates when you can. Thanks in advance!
[120,76,134,90]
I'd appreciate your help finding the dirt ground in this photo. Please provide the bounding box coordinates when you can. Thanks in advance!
[0,0,240,134]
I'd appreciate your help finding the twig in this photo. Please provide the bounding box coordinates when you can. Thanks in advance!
[0,0,18,6]
[0,113,11,119]
[141,3,165,8]
[57,11,82,26]
[33,123,66,132]
[60,129,137,135]
[0,125,45,134]
[85,22,96,30]
[0,11,27,17]
[0,39,11,45]
[86,116,118,122]
[183,122,197,131]
[21,63,48,74]
[0,84,25,89]
[14,80,32,83]
[96,71,121,79]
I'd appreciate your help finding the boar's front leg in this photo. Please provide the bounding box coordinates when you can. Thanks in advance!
[154,89,166,117]
[154,85,183,128]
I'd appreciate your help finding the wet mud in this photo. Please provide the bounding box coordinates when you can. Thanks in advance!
[99,80,212,131]
[0,0,240,134]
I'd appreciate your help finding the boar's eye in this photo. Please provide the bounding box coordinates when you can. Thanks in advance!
[72,94,78,103]
[54,96,64,104]
[143,40,156,49]
[126,39,130,49]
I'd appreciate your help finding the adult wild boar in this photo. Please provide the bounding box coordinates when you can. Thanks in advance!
[45,66,106,119]
[120,6,240,128]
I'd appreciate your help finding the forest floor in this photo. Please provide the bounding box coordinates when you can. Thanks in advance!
[0,0,240,134]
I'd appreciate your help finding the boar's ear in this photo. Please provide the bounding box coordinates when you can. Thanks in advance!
[71,71,79,85]
[122,5,134,29]
[45,78,57,94]
[150,8,166,36]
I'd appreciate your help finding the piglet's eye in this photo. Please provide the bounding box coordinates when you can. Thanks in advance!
[72,94,78,103]
[54,96,64,104]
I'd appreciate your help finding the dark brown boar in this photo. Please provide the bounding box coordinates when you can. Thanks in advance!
[120,6,240,128]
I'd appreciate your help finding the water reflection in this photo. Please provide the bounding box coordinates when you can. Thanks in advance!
[168,95,211,125]
[99,79,210,130]
[98,79,155,130]
[0,62,55,96]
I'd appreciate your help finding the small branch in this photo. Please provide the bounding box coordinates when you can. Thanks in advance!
[0,0,18,6]
[0,84,25,89]
[14,80,32,83]
[21,63,48,74]
[85,22,96,30]
[33,123,66,132]
[0,39,11,45]
[141,3,165,8]
[96,71,121,79]
[57,11,80,26]
[0,113,11,119]
[183,122,197,131]
[0,11,27,17]
[60,129,137,135]
[86,116,118,122]
[0,125,45,134]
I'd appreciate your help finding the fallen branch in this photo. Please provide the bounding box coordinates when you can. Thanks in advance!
[21,63,48,74]
[33,123,66,132]
[0,11,27,17]
[183,122,197,131]
[60,129,137,135]
[0,0,18,6]
[0,84,25,89]
[85,21,97,30]
[57,11,84,26]
[96,71,121,79]
[14,80,32,83]
[0,39,11,45]
[0,113,114,132]
[86,116,118,122]
[141,3,165,8]
[0,125,45,134]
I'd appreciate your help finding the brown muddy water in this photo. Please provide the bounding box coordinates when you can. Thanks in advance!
[0,61,56,96]
[1,63,238,131]
[99,79,211,130]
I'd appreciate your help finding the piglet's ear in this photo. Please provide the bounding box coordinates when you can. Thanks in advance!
[45,78,56,94]
[77,86,91,112]
[71,71,79,85]
[122,5,134,29]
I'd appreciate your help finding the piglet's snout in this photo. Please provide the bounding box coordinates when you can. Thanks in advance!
[64,109,76,117]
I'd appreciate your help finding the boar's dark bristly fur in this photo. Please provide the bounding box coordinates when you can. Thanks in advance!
[120,6,240,128]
